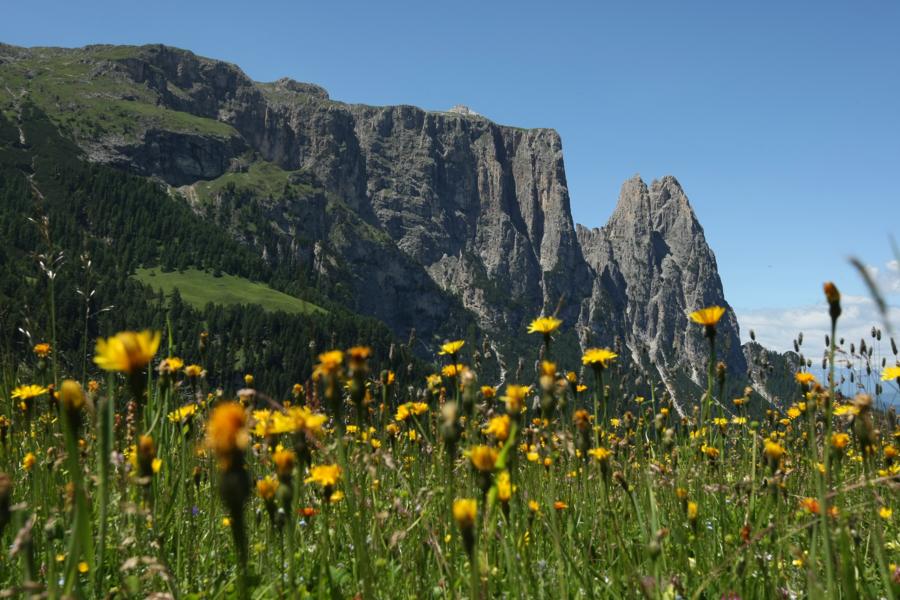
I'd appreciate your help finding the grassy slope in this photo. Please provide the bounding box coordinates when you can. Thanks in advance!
[134,267,326,315]
[0,45,236,140]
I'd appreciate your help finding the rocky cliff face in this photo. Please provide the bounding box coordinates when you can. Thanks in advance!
[0,43,758,405]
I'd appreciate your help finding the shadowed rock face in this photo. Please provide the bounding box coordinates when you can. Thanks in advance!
[1,43,754,401]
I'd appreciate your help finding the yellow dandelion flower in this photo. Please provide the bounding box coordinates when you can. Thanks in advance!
[688,306,726,327]
[452,498,477,528]
[33,343,51,358]
[441,363,466,378]
[527,316,562,335]
[582,348,618,368]
[22,452,36,471]
[184,364,204,378]
[256,476,279,501]
[881,365,900,381]
[468,445,498,472]
[795,372,817,385]
[483,414,511,442]
[305,464,342,488]
[93,330,160,373]
[11,384,48,401]
[312,350,344,379]
[878,506,892,520]
[502,384,531,414]
[168,403,198,423]
[206,402,249,469]
[438,340,465,356]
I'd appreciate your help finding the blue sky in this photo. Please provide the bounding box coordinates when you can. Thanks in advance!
[2,0,898,351]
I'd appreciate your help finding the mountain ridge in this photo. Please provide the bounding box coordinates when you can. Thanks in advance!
[0,41,793,409]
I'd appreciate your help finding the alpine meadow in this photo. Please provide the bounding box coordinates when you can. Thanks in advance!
[0,15,898,600]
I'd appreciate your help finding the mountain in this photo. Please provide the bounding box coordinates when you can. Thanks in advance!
[0,42,785,408]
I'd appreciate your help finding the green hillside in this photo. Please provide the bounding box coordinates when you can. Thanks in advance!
[134,267,326,315]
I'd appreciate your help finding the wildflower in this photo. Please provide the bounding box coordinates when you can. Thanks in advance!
[22,452,36,472]
[882,365,900,381]
[588,447,611,462]
[528,500,540,514]
[168,403,198,424]
[688,306,726,326]
[305,464,342,496]
[764,440,785,468]
[273,448,296,480]
[452,498,477,556]
[483,414,511,442]
[497,471,513,503]
[795,372,817,386]
[830,432,851,451]
[184,364,204,378]
[426,374,443,389]
[879,506,893,520]
[528,316,562,335]
[700,444,720,460]
[312,350,344,379]
[93,330,160,373]
[582,348,618,368]
[800,497,820,515]
[136,435,158,481]
[78,561,89,574]
[480,385,496,400]
[441,363,466,378]
[687,501,698,522]
[439,340,465,356]
[33,343,51,358]
[554,501,568,511]
[159,357,184,375]
[502,384,530,415]
[206,402,250,470]
[58,379,85,414]
[11,384,48,402]
[256,475,279,501]
[469,445,498,473]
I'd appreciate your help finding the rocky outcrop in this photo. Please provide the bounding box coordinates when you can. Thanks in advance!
[0,42,758,401]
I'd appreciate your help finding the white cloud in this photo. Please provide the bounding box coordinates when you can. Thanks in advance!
[736,295,900,355]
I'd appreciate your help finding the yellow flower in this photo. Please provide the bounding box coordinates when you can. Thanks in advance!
[395,403,411,422]
[527,316,562,335]
[787,407,801,420]
[582,348,618,368]
[273,448,296,478]
[58,380,85,412]
[528,500,540,513]
[687,501,698,521]
[834,404,859,417]
[878,506,892,520]
[329,490,345,504]
[22,452,36,471]
[159,357,184,374]
[312,350,344,379]
[168,403,198,423]
[764,440,785,462]
[244,373,255,386]
[184,364,204,378]
[305,464,342,489]
[795,372,817,385]
[452,498,477,528]
[587,447,611,462]
[481,385,497,400]
[32,343,51,358]
[441,363,466,378]
[426,374,443,389]
[483,414,511,442]
[256,475,279,501]
[502,384,531,414]
[438,340,465,356]
[286,406,328,435]
[526,451,539,462]
[688,306,726,326]
[93,330,161,373]
[881,365,900,381]
[11,384,48,401]
[468,445,498,472]
[701,444,720,460]
[497,470,513,502]
[77,561,89,574]
[553,501,568,511]
[206,402,249,469]
[830,432,851,450]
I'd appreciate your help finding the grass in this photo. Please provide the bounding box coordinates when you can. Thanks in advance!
[187,160,318,204]
[134,267,326,316]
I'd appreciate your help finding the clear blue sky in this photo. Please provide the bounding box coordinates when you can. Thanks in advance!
[2,0,898,339]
